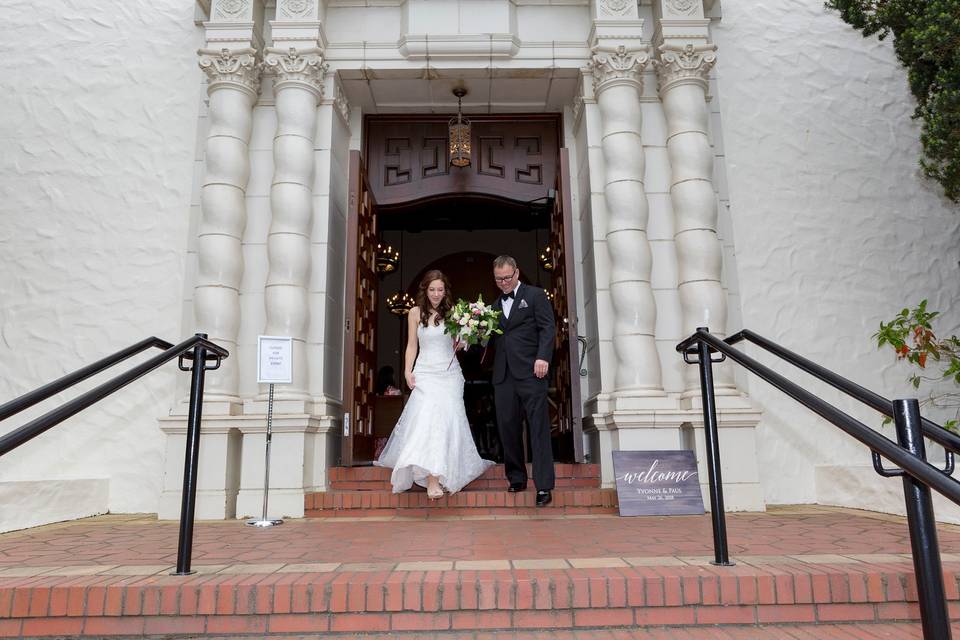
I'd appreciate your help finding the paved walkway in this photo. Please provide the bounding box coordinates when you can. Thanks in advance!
[2,506,956,576]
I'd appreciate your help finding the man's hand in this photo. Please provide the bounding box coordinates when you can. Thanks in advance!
[534,359,549,379]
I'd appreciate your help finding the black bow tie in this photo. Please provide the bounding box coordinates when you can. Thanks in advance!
[501,291,515,302]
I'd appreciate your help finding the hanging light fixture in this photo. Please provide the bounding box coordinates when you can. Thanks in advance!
[376,242,399,274]
[387,231,415,315]
[538,245,555,272]
[449,87,471,168]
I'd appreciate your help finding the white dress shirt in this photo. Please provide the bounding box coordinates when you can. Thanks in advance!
[501,283,521,318]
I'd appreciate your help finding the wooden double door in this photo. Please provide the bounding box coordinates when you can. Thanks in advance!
[341,115,583,466]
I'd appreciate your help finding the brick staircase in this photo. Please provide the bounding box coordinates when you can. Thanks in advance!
[1,504,957,637]
[305,463,618,516]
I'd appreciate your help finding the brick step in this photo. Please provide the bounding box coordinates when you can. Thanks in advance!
[304,487,618,516]
[2,561,954,637]
[198,622,959,639]
[328,463,600,491]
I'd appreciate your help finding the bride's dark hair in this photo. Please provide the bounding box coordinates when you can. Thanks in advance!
[416,269,453,327]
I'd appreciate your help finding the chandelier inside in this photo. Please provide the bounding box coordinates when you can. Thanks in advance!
[449,87,471,168]
[376,242,399,274]
[538,245,555,272]
[387,290,415,315]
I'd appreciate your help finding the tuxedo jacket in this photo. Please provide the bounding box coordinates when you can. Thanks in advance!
[490,283,556,384]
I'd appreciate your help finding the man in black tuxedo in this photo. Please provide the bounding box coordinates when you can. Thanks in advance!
[490,255,556,506]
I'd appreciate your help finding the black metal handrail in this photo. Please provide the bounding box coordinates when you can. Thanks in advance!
[677,327,955,639]
[0,333,228,576]
[727,328,960,457]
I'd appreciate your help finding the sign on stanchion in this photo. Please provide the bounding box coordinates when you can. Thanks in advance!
[246,335,293,528]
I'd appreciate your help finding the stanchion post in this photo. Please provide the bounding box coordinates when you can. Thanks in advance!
[893,398,951,639]
[247,383,283,527]
[695,328,733,566]
[174,334,208,575]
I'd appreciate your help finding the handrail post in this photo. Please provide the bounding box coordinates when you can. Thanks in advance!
[173,334,209,575]
[695,328,733,566]
[893,398,951,639]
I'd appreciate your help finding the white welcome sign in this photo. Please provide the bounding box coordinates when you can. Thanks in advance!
[257,335,293,384]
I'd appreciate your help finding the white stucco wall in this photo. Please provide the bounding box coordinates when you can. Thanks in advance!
[0,1,202,526]
[713,1,960,507]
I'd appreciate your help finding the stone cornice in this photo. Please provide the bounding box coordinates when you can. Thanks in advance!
[589,45,650,94]
[655,42,716,93]
[263,46,327,97]
[198,47,262,97]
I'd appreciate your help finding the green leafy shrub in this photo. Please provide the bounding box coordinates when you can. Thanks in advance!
[875,300,960,431]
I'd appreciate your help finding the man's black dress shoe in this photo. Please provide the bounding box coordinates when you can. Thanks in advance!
[535,490,552,507]
[508,482,526,492]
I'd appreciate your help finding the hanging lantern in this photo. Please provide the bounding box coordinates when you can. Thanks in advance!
[545,290,555,302]
[387,291,415,315]
[538,245,555,272]
[449,88,471,168]
[376,242,399,274]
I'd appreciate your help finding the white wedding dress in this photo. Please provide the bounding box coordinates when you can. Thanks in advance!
[374,321,495,493]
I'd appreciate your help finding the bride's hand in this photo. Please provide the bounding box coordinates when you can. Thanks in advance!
[405,371,416,389]
[455,339,467,352]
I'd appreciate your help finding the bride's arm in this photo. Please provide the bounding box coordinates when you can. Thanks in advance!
[404,307,420,389]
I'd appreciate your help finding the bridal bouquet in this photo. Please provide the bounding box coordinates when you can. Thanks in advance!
[444,295,503,368]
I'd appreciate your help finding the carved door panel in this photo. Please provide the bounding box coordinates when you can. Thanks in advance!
[549,148,584,462]
[341,150,379,466]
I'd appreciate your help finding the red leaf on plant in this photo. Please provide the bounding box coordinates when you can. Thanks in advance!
[919,353,928,368]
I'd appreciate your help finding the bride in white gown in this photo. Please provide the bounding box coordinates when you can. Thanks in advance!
[374,270,495,498]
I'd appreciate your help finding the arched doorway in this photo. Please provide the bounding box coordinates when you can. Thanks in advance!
[341,115,582,467]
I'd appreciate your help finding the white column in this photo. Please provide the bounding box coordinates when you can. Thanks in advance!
[656,42,734,394]
[261,47,325,403]
[590,46,664,398]
[195,47,261,406]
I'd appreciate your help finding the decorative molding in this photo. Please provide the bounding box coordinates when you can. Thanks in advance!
[197,47,261,97]
[589,45,650,93]
[599,0,633,16]
[277,0,315,19]
[334,80,351,125]
[664,0,699,16]
[212,0,250,21]
[655,42,716,93]
[262,47,326,97]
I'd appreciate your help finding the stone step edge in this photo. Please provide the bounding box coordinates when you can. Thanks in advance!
[0,563,954,621]
[2,604,947,638]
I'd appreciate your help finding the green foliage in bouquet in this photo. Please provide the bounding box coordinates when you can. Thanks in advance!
[443,295,503,348]
[875,300,960,431]
[826,0,960,203]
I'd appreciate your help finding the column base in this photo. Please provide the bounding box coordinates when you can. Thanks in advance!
[584,393,766,512]
[234,413,339,519]
[157,417,242,520]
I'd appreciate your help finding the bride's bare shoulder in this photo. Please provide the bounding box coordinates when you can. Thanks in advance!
[408,306,421,321]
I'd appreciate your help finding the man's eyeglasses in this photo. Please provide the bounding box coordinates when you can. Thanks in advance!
[494,271,517,283]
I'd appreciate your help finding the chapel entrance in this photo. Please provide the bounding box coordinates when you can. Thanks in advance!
[341,115,582,466]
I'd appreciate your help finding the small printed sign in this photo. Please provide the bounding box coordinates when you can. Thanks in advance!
[257,335,293,384]
[613,450,705,517]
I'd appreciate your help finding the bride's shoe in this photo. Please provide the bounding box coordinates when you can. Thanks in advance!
[427,485,443,500]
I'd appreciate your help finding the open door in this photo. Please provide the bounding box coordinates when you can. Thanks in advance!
[341,150,379,466]
[549,148,584,462]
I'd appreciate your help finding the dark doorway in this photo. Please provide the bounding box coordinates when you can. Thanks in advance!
[342,116,583,467]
